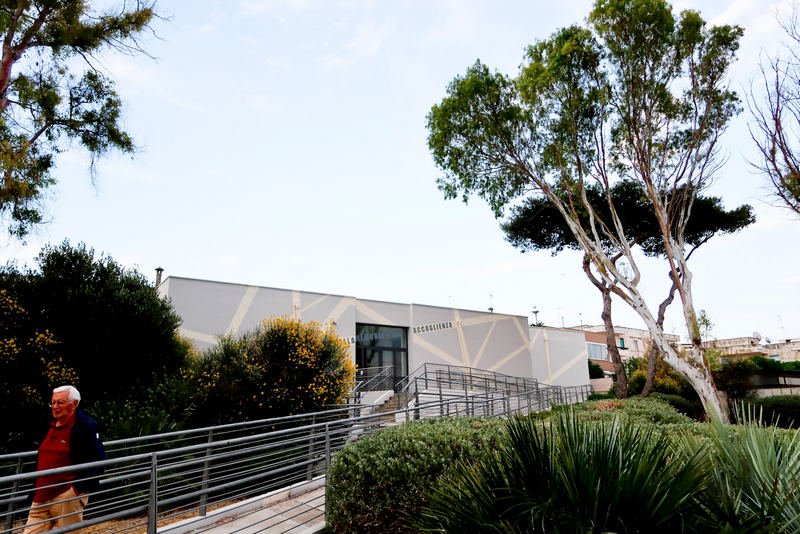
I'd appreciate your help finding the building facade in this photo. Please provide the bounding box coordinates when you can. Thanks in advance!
[577,324,681,362]
[702,336,800,363]
[159,276,590,389]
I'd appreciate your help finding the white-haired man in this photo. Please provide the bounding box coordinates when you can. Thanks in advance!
[23,385,106,534]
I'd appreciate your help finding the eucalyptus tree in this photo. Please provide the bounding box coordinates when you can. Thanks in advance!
[427,0,743,420]
[0,0,156,239]
[503,183,754,398]
[749,6,800,216]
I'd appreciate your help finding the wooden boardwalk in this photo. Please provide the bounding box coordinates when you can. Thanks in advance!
[159,477,326,534]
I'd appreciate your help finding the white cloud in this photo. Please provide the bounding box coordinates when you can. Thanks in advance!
[320,19,392,70]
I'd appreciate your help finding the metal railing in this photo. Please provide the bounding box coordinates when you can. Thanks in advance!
[349,365,394,403]
[0,365,591,533]
[397,363,541,396]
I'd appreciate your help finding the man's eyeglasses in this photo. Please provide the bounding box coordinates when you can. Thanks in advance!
[49,400,70,407]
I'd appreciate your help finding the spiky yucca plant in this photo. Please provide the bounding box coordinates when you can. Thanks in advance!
[416,409,708,533]
[689,405,800,532]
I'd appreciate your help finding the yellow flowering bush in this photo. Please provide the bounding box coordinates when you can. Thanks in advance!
[187,316,355,425]
[0,289,77,452]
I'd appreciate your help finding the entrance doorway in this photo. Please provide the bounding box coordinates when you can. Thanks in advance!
[355,324,408,391]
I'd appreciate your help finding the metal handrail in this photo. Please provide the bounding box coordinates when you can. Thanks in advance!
[396,363,540,395]
[350,366,394,402]
[1,367,591,534]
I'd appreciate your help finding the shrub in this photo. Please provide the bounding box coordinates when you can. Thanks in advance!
[587,391,615,400]
[588,360,605,379]
[187,317,355,426]
[690,409,800,532]
[749,356,784,372]
[713,359,757,401]
[563,396,694,426]
[650,392,705,421]
[0,289,76,452]
[742,395,800,429]
[0,241,189,406]
[626,354,697,401]
[326,417,506,533]
[90,363,198,440]
[415,410,707,533]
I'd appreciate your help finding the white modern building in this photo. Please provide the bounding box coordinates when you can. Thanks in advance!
[158,276,589,388]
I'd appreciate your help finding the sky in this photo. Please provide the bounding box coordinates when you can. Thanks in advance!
[0,0,797,343]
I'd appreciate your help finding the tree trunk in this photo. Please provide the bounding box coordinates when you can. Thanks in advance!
[600,286,628,398]
[641,341,657,397]
[642,276,678,397]
[581,254,628,398]
[629,291,730,423]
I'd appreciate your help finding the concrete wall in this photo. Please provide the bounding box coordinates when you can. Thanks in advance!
[530,326,590,387]
[408,304,531,377]
[160,277,536,379]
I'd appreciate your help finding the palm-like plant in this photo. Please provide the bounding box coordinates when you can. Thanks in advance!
[690,405,800,533]
[416,409,708,533]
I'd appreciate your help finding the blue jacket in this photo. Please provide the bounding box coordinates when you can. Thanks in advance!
[67,410,106,494]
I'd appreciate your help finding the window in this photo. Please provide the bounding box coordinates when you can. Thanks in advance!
[633,339,640,351]
[587,342,608,360]
[619,337,626,349]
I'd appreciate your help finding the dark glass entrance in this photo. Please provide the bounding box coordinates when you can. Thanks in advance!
[355,324,408,391]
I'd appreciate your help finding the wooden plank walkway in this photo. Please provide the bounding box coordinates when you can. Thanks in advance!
[159,477,326,534]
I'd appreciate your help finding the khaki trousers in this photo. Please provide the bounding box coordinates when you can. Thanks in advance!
[23,486,89,534]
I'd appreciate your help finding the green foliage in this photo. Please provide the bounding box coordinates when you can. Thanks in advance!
[0,1,155,239]
[626,354,698,400]
[749,355,785,371]
[566,396,695,426]
[688,408,800,531]
[415,410,707,533]
[187,317,355,426]
[427,0,743,421]
[0,288,77,451]
[326,417,506,533]
[713,359,757,401]
[588,360,605,379]
[90,367,197,440]
[0,242,187,404]
[503,181,753,257]
[742,396,800,429]
[650,392,705,421]
[326,398,800,533]
[587,391,615,400]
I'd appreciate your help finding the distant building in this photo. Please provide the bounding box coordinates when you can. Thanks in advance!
[575,324,680,365]
[702,336,800,363]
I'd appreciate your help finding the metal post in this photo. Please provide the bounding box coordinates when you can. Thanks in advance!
[306,414,317,481]
[325,423,331,472]
[3,457,23,531]
[147,453,159,534]
[438,378,443,416]
[199,429,214,516]
[505,390,511,415]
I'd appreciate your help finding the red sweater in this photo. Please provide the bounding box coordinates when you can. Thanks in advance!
[33,421,76,503]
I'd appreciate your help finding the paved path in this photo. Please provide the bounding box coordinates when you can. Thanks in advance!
[159,478,326,534]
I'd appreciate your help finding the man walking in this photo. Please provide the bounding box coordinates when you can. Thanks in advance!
[23,385,106,533]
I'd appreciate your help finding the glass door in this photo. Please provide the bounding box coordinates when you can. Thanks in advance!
[355,324,408,391]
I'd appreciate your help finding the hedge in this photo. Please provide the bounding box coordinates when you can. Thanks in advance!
[325,417,506,533]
